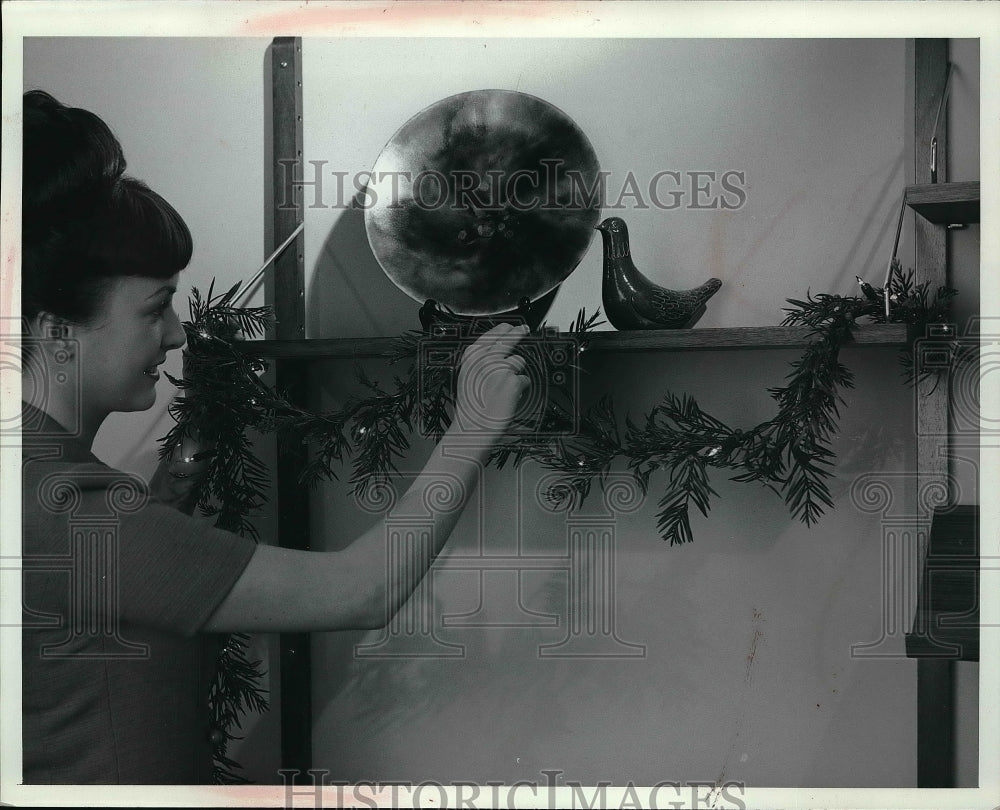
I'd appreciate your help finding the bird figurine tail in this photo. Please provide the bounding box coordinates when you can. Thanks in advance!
[595,217,722,330]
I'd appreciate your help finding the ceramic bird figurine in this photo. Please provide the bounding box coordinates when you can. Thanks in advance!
[595,217,722,330]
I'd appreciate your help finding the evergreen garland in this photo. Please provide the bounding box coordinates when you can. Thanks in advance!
[489,262,959,543]
[159,263,961,777]
[160,281,280,783]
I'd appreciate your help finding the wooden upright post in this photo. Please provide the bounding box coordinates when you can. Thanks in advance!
[912,38,955,789]
[270,35,312,779]
[273,36,306,343]
[913,39,951,501]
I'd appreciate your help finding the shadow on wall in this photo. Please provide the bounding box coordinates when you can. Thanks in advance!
[308,192,421,339]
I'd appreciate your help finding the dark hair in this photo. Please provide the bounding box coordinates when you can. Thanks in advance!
[22,90,193,324]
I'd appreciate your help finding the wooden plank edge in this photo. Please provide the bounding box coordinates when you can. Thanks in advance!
[906,181,980,225]
[234,324,910,360]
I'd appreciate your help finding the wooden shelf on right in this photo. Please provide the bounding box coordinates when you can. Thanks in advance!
[906,180,980,224]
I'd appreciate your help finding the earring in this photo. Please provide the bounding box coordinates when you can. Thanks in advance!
[43,323,75,362]
[52,343,75,364]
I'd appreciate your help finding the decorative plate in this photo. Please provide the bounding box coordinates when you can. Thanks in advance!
[364,89,602,316]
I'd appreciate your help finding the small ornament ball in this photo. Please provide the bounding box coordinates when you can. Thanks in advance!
[168,433,212,478]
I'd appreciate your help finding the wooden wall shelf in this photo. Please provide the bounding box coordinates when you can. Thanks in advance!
[237,324,909,361]
[906,181,980,224]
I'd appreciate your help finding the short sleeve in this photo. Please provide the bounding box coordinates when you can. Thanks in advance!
[115,503,258,636]
[22,450,258,639]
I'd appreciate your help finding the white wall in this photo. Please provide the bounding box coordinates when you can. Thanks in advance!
[302,38,911,339]
[301,37,939,788]
[308,348,919,787]
[22,36,980,787]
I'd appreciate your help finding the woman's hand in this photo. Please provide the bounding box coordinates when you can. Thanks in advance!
[206,322,534,634]
[452,322,531,439]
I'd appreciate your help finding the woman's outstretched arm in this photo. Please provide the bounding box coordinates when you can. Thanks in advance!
[202,322,530,633]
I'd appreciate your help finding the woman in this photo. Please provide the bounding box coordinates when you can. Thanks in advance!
[20,89,530,784]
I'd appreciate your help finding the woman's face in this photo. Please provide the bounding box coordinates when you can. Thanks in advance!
[73,273,186,419]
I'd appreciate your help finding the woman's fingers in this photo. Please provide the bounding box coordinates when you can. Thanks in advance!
[504,353,528,376]
[453,322,532,436]
[461,322,528,362]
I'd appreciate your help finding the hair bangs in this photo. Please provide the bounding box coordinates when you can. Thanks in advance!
[93,178,193,279]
